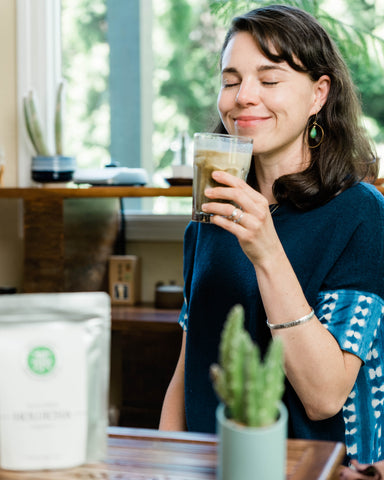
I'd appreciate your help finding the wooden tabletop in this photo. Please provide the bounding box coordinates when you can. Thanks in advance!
[0,427,345,480]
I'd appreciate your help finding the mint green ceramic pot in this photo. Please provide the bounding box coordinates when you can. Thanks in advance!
[216,402,288,480]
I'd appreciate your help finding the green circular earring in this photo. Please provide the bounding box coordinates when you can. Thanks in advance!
[308,113,324,149]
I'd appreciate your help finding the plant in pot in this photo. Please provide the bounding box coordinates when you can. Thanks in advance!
[210,304,287,480]
[23,81,76,184]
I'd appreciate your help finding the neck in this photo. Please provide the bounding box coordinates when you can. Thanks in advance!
[254,145,310,204]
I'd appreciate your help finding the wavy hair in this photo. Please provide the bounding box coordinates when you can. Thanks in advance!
[215,4,378,210]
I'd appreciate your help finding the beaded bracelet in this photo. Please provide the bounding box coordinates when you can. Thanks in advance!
[266,308,315,330]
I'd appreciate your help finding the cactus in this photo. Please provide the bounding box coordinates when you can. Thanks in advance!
[23,81,66,156]
[210,304,285,427]
[54,81,65,156]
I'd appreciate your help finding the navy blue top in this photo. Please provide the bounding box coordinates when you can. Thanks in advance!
[179,182,384,460]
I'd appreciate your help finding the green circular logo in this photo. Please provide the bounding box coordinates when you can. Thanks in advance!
[27,346,56,375]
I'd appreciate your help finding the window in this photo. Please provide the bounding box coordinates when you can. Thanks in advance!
[17,0,222,213]
[61,0,154,212]
[17,0,384,196]
[60,0,222,214]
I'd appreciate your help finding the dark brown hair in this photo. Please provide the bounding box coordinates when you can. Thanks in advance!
[215,4,378,210]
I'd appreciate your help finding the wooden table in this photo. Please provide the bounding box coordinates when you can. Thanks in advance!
[0,427,346,480]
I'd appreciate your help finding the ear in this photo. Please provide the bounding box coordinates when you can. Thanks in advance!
[311,75,331,115]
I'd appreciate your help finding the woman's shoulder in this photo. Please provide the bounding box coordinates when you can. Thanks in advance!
[285,182,384,239]
[331,183,384,241]
[331,182,384,218]
[342,181,384,204]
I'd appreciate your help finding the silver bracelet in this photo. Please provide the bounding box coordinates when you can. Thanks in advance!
[266,308,315,330]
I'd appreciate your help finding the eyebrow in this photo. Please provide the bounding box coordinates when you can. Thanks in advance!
[221,65,288,74]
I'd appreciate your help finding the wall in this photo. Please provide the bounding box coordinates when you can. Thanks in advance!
[0,2,17,185]
[0,3,24,291]
[126,240,184,303]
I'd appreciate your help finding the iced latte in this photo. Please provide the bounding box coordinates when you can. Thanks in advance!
[192,133,253,223]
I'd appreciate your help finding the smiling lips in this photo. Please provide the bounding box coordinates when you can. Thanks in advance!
[235,115,270,128]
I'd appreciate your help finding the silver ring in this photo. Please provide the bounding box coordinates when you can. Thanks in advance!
[229,208,239,219]
[233,212,244,224]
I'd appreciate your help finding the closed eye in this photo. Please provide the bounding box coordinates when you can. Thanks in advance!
[223,82,240,88]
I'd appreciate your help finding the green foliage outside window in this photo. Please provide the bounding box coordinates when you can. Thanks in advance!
[61,0,384,174]
[209,0,384,143]
[153,0,224,170]
[61,0,110,168]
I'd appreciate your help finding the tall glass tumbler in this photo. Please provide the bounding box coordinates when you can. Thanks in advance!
[192,133,253,223]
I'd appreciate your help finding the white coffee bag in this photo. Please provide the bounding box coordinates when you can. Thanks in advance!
[0,291,110,470]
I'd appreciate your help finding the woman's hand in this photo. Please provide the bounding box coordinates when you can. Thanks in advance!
[338,460,383,480]
[202,170,282,266]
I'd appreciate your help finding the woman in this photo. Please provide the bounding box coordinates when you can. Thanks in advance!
[159,4,384,464]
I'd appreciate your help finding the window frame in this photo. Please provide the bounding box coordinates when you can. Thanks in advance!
[16,0,189,238]
[17,0,62,187]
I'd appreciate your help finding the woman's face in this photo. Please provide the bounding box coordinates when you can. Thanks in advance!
[217,31,326,159]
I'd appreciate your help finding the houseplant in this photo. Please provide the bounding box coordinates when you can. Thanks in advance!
[23,81,76,183]
[210,304,287,480]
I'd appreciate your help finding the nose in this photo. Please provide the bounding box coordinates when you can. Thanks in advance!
[236,80,260,106]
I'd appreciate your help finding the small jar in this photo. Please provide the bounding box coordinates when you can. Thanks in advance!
[32,155,76,183]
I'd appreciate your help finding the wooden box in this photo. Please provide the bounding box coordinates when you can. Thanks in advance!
[109,255,140,305]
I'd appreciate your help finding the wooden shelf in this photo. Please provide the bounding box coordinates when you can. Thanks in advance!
[111,303,180,331]
[0,185,192,199]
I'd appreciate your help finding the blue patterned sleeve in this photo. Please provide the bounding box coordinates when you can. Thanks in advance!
[177,221,198,333]
[178,296,188,331]
[315,290,384,362]
[315,289,384,463]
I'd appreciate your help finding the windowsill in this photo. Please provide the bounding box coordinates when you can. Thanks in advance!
[124,213,190,242]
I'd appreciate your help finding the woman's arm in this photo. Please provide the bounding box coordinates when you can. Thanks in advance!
[203,171,362,421]
[159,331,187,430]
[254,247,362,421]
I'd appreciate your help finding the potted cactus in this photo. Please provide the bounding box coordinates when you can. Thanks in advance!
[210,304,288,480]
[23,81,76,183]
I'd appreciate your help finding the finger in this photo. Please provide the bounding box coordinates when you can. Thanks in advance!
[204,185,256,215]
[351,460,381,476]
[228,207,242,220]
[205,175,268,214]
[339,460,383,480]
[337,465,374,480]
[211,170,245,187]
[232,211,245,224]
[204,186,237,202]
[202,202,243,218]
[209,211,247,233]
